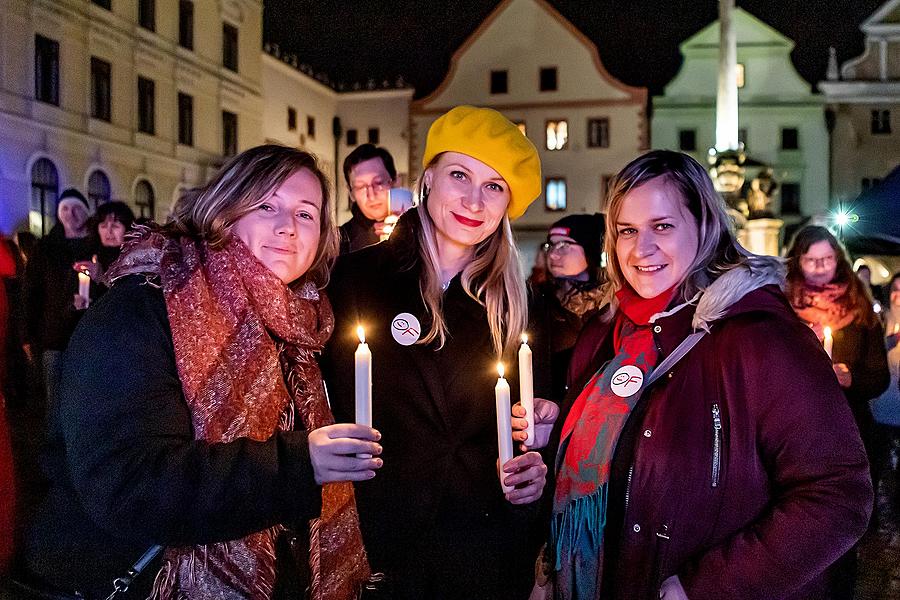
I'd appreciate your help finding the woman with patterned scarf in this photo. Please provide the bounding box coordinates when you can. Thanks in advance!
[20,145,379,600]
[785,225,889,599]
[520,151,873,600]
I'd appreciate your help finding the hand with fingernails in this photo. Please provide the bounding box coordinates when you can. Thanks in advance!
[499,452,547,505]
[511,397,560,451]
[308,424,383,484]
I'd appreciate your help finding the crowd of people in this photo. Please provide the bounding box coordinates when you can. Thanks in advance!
[0,104,897,600]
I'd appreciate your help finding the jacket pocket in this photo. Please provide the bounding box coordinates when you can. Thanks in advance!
[711,403,722,488]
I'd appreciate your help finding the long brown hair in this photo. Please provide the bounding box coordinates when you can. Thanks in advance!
[163,144,339,288]
[602,150,754,309]
[785,225,877,327]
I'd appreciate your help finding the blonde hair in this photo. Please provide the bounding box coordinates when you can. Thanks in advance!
[414,158,527,356]
[603,150,752,309]
[164,144,339,288]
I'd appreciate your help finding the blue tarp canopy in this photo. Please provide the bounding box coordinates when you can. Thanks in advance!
[843,164,900,255]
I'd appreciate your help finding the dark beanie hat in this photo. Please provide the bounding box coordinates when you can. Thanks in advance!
[57,188,90,210]
[548,213,605,267]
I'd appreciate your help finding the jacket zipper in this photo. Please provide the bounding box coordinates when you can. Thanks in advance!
[711,403,722,488]
[624,464,634,512]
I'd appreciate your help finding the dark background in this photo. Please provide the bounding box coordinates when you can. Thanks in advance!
[264,0,884,98]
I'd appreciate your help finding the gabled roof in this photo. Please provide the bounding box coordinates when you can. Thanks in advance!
[863,0,900,33]
[413,0,643,108]
[681,7,793,52]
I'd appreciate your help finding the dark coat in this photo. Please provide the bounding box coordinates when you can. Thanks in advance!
[22,231,94,350]
[21,276,322,598]
[556,263,873,600]
[339,202,381,255]
[322,210,543,599]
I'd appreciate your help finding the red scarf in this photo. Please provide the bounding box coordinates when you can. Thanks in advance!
[106,229,368,600]
[789,281,856,333]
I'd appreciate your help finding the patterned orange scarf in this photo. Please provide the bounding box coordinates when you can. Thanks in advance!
[106,229,368,599]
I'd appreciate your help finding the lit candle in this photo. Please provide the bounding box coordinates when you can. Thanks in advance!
[518,334,535,447]
[355,326,372,427]
[77,270,91,307]
[495,363,514,494]
[823,326,833,361]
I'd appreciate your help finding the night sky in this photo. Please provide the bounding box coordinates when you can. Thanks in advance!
[263,0,884,99]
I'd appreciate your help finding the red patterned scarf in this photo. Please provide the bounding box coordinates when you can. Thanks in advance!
[789,281,856,332]
[106,229,368,599]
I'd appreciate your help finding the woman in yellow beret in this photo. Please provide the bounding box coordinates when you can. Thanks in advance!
[321,105,548,598]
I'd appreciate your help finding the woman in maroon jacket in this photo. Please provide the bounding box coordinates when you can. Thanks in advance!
[520,150,872,600]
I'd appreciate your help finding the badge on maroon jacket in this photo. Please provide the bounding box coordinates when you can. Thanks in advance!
[610,365,644,397]
[391,312,421,346]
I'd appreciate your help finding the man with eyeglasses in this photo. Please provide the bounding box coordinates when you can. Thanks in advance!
[340,144,397,254]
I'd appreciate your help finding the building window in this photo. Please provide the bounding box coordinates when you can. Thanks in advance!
[490,70,508,94]
[222,110,238,156]
[30,158,59,236]
[781,127,799,150]
[137,76,155,135]
[179,0,194,50]
[134,179,155,220]
[678,129,697,151]
[871,110,891,135]
[780,182,800,215]
[90,57,111,122]
[34,35,59,106]
[88,170,111,207]
[178,92,193,146]
[92,0,111,9]
[287,107,297,131]
[223,23,238,72]
[587,118,610,148]
[736,63,745,89]
[139,0,155,31]
[346,129,358,146]
[368,128,380,144]
[307,116,316,139]
[514,121,526,136]
[861,177,882,191]
[545,178,566,211]
[539,67,557,92]
[546,120,568,151]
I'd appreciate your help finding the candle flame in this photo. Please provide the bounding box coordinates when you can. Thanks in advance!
[497,363,505,378]
[521,333,528,344]
[357,325,365,344]
[824,326,832,339]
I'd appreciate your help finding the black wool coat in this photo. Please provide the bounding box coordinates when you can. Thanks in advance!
[322,209,544,600]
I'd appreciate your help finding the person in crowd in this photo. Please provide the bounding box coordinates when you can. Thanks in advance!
[321,106,549,599]
[339,144,397,254]
[71,201,136,310]
[529,213,605,403]
[18,145,381,599]
[520,150,872,600]
[0,237,16,574]
[22,189,94,402]
[871,272,900,529]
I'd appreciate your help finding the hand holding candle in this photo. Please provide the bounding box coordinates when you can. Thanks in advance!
[518,334,535,447]
[77,269,91,308]
[495,363,514,493]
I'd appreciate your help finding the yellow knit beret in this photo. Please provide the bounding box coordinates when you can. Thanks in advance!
[422,105,542,221]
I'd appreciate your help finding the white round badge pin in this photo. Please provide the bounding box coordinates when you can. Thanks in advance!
[391,312,422,346]
[610,365,644,398]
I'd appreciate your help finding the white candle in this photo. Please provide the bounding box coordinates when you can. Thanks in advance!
[518,334,535,447]
[355,326,372,427]
[77,270,90,307]
[495,363,514,494]
[823,326,833,361]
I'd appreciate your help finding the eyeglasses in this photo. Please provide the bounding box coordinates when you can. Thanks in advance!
[800,255,837,268]
[541,240,577,254]
[351,179,388,196]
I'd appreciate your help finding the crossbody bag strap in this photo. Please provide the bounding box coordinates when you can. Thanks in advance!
[103,545,163,600]
[644,331,707,389]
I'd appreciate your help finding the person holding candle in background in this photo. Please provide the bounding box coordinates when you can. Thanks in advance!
[520,151,873,600]
[322,105,548,599]
[19,146,380,599]
[71,201,137,310]
[785,225,889,599]
[872,272,900,534]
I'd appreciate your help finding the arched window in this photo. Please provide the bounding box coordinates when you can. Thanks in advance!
[134,179,155,220]
[30,158,59,236]
[88,170,112,207]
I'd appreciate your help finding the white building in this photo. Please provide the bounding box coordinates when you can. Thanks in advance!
[652,8,829,222]
[410,0,648,249]
[0,0,412,237]
[0,0,265,235]
[819,0,900,203]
